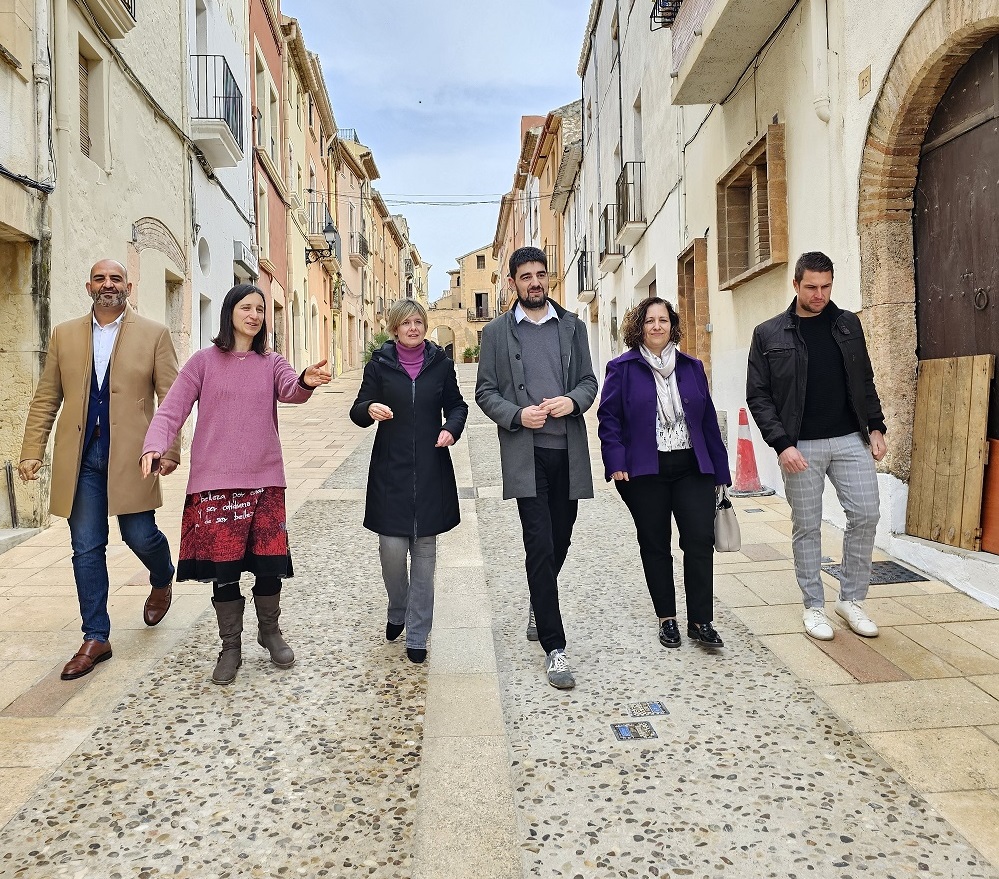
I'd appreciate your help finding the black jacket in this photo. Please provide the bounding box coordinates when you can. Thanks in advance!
[350,341,468,537]
[746,299,886,454]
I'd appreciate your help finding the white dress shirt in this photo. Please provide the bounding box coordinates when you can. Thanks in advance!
[92,311,124,389]
[514,301,558,325]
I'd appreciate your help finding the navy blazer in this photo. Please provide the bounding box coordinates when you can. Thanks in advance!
[598,349,731,484]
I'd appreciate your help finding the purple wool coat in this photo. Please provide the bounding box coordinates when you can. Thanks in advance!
[597,349,732,485]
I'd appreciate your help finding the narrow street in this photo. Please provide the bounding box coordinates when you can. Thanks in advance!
[0,367,997,878]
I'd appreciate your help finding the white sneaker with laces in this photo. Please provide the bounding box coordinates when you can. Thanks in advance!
[835,600,879,637]
[545,648,575,689]
[803,607,834,641]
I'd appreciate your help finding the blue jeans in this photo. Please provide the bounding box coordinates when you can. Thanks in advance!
[67,431,175,642]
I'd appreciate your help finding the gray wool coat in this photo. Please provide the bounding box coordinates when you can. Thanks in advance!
[475,302,598,500]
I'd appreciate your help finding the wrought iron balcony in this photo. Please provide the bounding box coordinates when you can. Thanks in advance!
[191,54,244,168]
[335,128,361,144]
[304,195,341,265]
[615,162,647,247]
[599,204,624,272]
[349,231,369,268]
[650,0,682,30]
[404,258,414,277]
[467,307,492,322]
[671,0,798,105]
[577,250,595,302]
[544,243,559,288]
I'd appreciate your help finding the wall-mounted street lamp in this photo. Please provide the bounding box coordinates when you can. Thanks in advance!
[306,220,340,264]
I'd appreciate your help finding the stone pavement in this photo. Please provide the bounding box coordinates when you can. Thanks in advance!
[0,364,995,878]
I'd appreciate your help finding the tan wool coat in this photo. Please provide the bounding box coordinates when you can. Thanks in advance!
[20,305,182,519]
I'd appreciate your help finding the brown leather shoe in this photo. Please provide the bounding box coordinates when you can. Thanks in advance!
[143,583,173,626]
[61,640,113,680]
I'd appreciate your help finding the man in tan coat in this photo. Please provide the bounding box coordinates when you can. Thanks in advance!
[19,259,182,680]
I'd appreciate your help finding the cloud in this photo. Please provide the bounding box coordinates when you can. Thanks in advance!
[284,0,590,296]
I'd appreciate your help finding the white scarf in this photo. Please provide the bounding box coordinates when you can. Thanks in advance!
[640,343,683,428]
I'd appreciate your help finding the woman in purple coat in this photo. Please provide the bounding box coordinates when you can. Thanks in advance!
[598,297,731,649]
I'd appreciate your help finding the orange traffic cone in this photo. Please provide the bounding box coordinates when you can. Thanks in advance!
[731,408,775,497]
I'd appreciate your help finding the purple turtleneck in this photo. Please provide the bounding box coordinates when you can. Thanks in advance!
[397,340,425,380]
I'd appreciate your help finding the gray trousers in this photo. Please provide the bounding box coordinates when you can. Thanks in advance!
[378,534,437,649]
[781,433,880,609]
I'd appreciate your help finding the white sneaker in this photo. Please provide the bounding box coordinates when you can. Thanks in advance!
[835,600,879,637]
[545,649,576,689]
[803,608,834,641]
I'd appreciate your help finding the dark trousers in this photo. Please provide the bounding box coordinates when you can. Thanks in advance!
[516,447,578,654]
[616,449,716,622]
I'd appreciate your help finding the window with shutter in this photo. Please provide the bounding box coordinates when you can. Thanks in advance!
[79,54,91,157]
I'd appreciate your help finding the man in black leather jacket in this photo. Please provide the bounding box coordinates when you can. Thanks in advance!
[747,252,887,642]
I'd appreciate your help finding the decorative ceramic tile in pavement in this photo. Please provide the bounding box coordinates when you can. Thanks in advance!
[465,397,999,879]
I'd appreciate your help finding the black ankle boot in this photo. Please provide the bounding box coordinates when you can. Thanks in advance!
[386,621,404,641]
[407,647,427,664]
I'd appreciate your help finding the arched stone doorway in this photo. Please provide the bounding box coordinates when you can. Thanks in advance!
[431,325,455,360]
[858,3,999,482]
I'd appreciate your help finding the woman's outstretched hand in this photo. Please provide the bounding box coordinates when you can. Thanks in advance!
[303,359,333,388]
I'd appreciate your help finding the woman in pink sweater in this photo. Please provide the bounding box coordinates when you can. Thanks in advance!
[141,284,331,684]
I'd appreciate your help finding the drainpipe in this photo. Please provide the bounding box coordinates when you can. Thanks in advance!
[34,0,54,184]
[811,0,831,123]
[52,0,70,145]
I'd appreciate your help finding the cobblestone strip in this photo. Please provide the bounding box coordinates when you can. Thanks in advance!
[0,376,430,878]
[458,366,998,879]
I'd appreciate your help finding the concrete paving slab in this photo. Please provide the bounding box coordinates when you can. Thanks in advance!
[899,623,999,675]
[970,674,999,700]
[815,678,999,732]
[894,592,999,622]
[813,634,912,682]
[943,620,999,659]
[864,727,999,791]
[423,674,505,738]
[758,633,856,685]
[925,790,999,867]
[865,627,964,679]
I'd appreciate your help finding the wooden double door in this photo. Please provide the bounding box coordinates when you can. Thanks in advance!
[912,36,999,552]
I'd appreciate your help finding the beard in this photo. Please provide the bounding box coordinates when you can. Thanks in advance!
[517,286,547,309]
[92,289,129,309]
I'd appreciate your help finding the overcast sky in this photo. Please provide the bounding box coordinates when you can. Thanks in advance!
[285,0,591,300]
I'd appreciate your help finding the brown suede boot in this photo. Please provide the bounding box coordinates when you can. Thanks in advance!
[254,593,295,668]
[212,597,244,685]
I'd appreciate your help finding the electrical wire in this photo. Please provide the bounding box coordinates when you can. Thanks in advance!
[0,162,54,194]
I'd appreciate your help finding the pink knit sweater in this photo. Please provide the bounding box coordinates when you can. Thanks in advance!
[142,346,313,494]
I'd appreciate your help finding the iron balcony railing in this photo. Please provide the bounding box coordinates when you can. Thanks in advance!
[191,54,243,151]
[122,0,136,19]
[467,307,492,321]
[545,243,559,285]
[335,128,361,144]
[577,250,594,292]
[350,231,369,262]
[599,204,624,263]
[615,161,646,235]
[307,194,341,263]
[404,258,414,276]
[650,0,682,29]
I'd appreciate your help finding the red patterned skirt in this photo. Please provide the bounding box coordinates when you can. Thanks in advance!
[178,487,294,584]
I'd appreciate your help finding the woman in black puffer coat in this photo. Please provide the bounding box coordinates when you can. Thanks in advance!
[349,299,468,663]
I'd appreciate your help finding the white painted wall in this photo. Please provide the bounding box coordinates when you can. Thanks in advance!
[187,0,253,356]
[575,0,999,601]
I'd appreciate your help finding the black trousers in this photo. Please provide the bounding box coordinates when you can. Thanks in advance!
[616,449,716,622]
[516,447,578,654]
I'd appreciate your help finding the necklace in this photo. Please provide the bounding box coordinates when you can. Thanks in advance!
[229,350,252,362]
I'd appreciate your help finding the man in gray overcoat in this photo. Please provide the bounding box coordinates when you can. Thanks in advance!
[476,246,598,689]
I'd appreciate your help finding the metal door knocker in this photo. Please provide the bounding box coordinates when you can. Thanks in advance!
[974,287,989,310]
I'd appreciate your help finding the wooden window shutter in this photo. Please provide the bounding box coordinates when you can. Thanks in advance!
[79,54,91,157]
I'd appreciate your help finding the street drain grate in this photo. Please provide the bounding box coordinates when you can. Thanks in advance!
[744,508,764,513]
[629,701,669,717]
[611,722,658,741]
[821,560,928,584]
